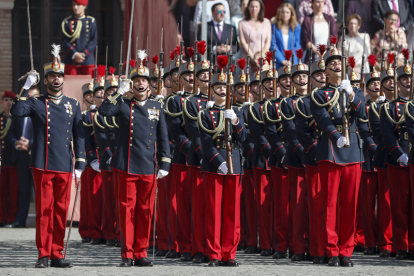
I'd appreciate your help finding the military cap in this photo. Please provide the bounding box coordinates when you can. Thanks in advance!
[44,44,65,76]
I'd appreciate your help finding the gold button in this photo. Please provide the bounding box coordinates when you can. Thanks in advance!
[67,130,69,133]
[280,129,283,132]
[131,130,133,133]
[69,115,71,118]
[349,123,351,126]
[68,122,70,125]
[217,139,220,142]
[316,129,319,132]
[152,120,155,122]
[130,137,133,140]
[48,112,50,115]
[332,117,335,120]
[65,145,68,147]
[217,146,220,149]
[130,144,132,146]
[48,119,50,122]
[131,116,134,119]
[48,126,50,129]
[147,147,150,149]
[151,127,153,129]
[47,105,50,108]
[149,133,152,136]
[66,138,68,140]
[131,123,134,126]
[86,29,89,32]
[48,134,50,137]
[47,142,50,144]
[148,140,151,143]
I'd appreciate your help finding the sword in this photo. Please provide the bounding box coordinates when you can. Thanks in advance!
[125,0,135,79]
[63,175,81,260]
[158,28,164,96]
[119,40,123,86]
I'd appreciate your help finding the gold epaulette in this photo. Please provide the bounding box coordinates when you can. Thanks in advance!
[87,15,95,23]
[64,96,79,106]
[63,15,72,23]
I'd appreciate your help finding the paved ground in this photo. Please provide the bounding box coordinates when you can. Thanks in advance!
[0,228,413,275]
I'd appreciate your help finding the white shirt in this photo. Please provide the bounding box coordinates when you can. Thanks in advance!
[340,34,371,74]
[314,22,329,46]
[282,33,289,50]
[388,0,399,11]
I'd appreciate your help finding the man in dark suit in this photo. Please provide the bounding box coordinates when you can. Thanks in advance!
[4,86,38,228]
[197,3,237,61]
[372,0,414,33]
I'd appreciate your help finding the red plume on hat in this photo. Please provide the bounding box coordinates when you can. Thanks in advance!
[230,64,235,73]
[3,91,16,99]
[258,57,266,65]
[174,45,185,58]
[348,57,356,69]
[329,36,338,46]
[402,48,409,62]
[387,53,395,66]
[151,55,160,65]
[169,51,175,60]
[187,47,195,59]
[368,54,377,68]
[196,41,207,56]
[318,44,327,57]
[237,58,246,71]
[129,60,136,68]
[284,50,292,62]
[265,51,273,66]
[97,65,106,78]
[109,66,116,75]
[295,49,304,60]
[217,55,228,70]
[74,0,88,6]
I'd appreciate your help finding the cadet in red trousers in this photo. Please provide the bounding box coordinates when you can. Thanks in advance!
[99,51,170,267]
[198,56,247,267]
[12,44,85,268]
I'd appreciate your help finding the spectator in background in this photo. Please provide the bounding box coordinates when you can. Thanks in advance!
[228,0,242,17]
[338,14,371,74]
[262,0,285,19]
[239,0,272,72]
[194,0,231,27]
[231,0,249,38]
[371,0,414,34]
[270,3,301,69]
[301,0,337,63]
[346,0,373,36]
[297,0,334,24]
[371,10,408,70]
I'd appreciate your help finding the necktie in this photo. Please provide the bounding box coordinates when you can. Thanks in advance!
[217,23,222,41]
[392,0,400,27]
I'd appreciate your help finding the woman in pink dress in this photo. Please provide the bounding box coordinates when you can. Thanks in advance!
[239,0,272,72]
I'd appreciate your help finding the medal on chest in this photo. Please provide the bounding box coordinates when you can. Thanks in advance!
[64,102,73,115]
[147,108,160,121]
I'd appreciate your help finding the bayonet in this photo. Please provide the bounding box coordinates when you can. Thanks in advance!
[158,28,164,95]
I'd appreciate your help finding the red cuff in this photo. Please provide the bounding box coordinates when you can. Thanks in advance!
[389,145,400,154]
[180,139,189,151]
[102,147,110,155]
[84,49,90,56]
[247,149,254,158]
[67,46,74,55]
[366,143,376,152]
[260,143,270,153]
[234,125,243,133]
[351,100,361,109]
[306,142,317,153]
[86,150,94,156]
[329,130,338,139]
[195,146,202,152]
[210,153,219,162]
[294,144,301,152]
[274,145,284,154]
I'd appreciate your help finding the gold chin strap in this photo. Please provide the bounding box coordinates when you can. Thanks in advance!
[62,19,82,43]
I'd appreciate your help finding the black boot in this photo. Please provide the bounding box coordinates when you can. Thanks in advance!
[35,257,48,268]
[119,258,133,267]
[50,258,73,268]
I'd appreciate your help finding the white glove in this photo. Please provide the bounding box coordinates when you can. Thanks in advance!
[206,101,215,109]
[340,80,353,96]
[90,104,96,110]
[23,72,38,89]
[397,153,408,166]
[218,162,228,174]
[157,169,169,179]
[377,96,386,103]
[336,136,347,148]
[281,155,285,163]
[106,157,112,165]
[155,95,165,100]
[91,159,101,172]
[75,169,83,180]
[242,101,251,107]
[118,79,131,95]
[200,159,203,165]
[224,109,237,124]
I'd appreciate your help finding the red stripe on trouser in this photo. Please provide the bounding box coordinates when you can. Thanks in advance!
[190,166,206,255]
[166,165,179,251]
[319,161,362,258]
[289,167,308,255]
[253,167,273,250]
[0,166,19,224]
[305,165,325,257]
[32,168,72,259]
[242,169,257,247]
[156,175,170,251]
[204,173,241,261]
[377,168,393,252]
[360,171,378,248]
[387,165,414,251]
[174,164,192,253]
[78,167,92,238]
[87,169,103,239]
[101,171,117,240]
[271,166,291,252]
[354,190,365,247]
[112,169,121,241]
[118,171,156,260]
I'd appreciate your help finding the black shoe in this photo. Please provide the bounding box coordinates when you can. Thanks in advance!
[237,241,246,251]
[260,249,272,256]
[396,250,408,260]
[354,245,366,252]
[165,250,179,258]
[35,257,48,268]
[306,253,313,261]
[50,258,73,268]
[180,252,192,261]
[134,257,153,267]
[155,250,168,257]
[147,245,158,254]
[364,247,377,255]
[222,259,239,267]
[208,259,221,267]
[272,250,286,259]
[390,251,397,257]
[379,250,391,258]
[313,256,325,264]
[408,250,414,260]
[328,256,340,266]
[244,246,256,254]
[81,237,91,243]
[90,238,102,245]
[106,239,117,246]
[340,256,353,267]
[288,250,294,259]
[3,221,26,228]
[204,255,210,263]
[119,258,133,267]
[291,253,306,262]
[115,241,121,247]
[192,252,205,263]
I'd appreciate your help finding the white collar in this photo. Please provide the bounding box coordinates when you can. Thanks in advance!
[213,19,223,27]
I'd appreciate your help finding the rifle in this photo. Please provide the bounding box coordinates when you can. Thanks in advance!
[215,42,218,73]
[158,28,164,95]
[272,27,277,98]
[94,45,98,80]
[245,33,251,102]
[259,34,263,101]
[308,25,313,95]
[380,26,385,96]
[118,40,123,86]
[233,41,238,104]
[135,37,139,68]
[225,28,234,175]
[105,46,108,80]
[290,30,295,96]
[193,23,198,95]
[360,33,366,91]
[410,47,414,100]
[145,36,149,67]
[341,1,350,148]
[179,16,184,92]
[325,21,331,86]
[208,27,213,101]
[393,30,398,99]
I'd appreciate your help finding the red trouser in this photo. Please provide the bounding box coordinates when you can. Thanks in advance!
[271,166,291,252]
[112,169,121,241]
[319,161,362,258]
[32,169,72,259]
[360,171,378,248]
[156,173,170,251]
[0,166,19,224]
[240,179,247,245]
[78,167,92,238]
[189,166,206,255]
[166,165,179,251]
[204,173,241,261]
[118,171,156,260]
[289,167,308,255]
[377,168,393,251]
[354,193,365,247]
[101,171,117,240]
[242,169,257,247]
[174,164,192,253]
[306,165,325,257]
[64,64,95,76]
[87,169,103,239]
[253,167,273,250]
[387,165,414,251]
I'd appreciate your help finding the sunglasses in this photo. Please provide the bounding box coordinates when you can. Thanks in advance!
[217,10,226,14]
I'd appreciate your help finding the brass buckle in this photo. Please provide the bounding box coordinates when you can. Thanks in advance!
[404,132,408,140]
[336,125,342,134]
